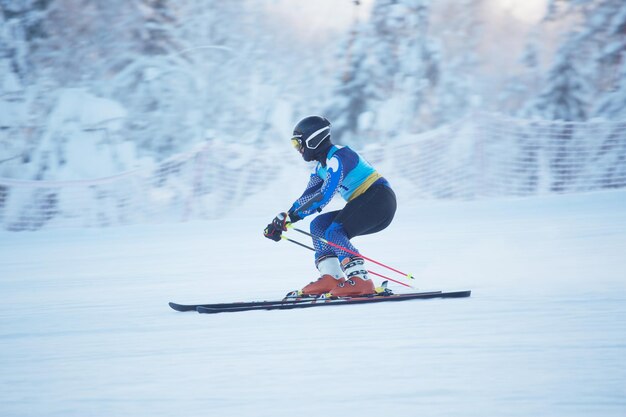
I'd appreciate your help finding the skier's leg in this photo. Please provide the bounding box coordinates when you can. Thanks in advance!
[328,185,397,297]
[337,185,397,238]
[303,186,397,296]
[309,211,339,261]
[323,221,360,262]
[301,212,346,295]
[323,185,397,262]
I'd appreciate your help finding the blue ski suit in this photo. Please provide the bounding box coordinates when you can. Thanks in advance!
[288,145,396,264]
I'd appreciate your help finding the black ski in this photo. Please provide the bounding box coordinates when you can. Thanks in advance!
[195,290,471,314]
[169,289,442,312]
[168,296,320,312]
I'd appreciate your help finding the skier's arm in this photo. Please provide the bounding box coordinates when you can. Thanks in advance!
[286,172,323,222]
[289,157,343,220]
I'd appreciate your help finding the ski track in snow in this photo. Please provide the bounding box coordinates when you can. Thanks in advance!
[1,191,625,417]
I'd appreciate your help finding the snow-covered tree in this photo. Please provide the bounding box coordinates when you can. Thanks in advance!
[531,41,590,121]
[325,0,398,144]
[499,26,543,115]
[396,0,441,130]
[529,40,591,192]
[429,0,482,126]
[592,1,626,119]
[326,0,445,144]
[325,22,375,145]
[525,0,626,120]
[595,59,626,119]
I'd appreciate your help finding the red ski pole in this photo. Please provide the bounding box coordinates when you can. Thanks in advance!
[281,235,413,289]
[287,224,415,282]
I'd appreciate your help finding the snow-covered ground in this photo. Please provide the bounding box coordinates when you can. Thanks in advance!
[1,190,625,417]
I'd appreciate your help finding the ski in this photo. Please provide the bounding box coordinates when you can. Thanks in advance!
[168,280,399,312]
[168,296,320,312]
[195,290,471,314]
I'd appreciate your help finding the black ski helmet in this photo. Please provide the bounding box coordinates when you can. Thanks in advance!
[291,116,332,162]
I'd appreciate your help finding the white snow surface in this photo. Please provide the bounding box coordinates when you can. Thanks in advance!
[1,190,625,417]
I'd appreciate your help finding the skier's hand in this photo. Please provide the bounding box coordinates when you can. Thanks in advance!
[272,212,289,231]
[263,212,289,242]
[263,223,282,242]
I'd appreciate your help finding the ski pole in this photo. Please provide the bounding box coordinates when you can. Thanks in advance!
[281,235,315,251]
[281,235,414,289]
[287,224,415,281]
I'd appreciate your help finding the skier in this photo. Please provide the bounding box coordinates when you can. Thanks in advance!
[264,116,397,297]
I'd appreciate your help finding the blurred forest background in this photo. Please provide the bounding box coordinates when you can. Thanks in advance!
[1,0,625,167]
[0,0,624,229]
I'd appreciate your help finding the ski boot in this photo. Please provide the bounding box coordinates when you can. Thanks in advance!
[301,256,346,296]
[330,257,375,297]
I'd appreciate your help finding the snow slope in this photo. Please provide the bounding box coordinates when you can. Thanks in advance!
[1,190,625,417]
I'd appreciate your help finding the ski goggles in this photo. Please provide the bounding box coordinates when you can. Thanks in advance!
[291,137,303,151]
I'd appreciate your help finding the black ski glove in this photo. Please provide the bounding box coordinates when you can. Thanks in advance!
[264,212,289,242]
